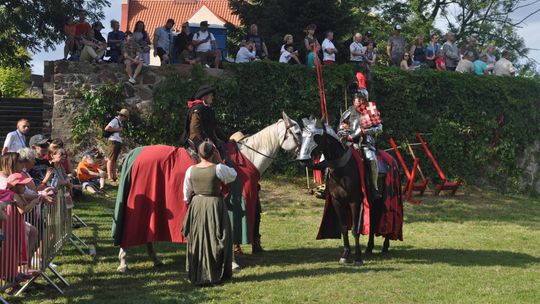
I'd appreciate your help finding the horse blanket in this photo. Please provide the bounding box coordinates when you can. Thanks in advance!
[112,144,260,248]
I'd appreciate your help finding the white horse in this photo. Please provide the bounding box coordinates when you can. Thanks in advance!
[117,112,302,272]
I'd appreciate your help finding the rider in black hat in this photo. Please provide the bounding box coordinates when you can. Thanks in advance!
[181,85,229,159]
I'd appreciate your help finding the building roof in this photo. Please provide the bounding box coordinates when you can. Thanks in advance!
[124,0,241,38]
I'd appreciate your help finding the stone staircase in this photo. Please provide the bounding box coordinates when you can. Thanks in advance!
[0,98,46,145]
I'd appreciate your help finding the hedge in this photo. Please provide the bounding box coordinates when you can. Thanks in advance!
[75,62,540,192]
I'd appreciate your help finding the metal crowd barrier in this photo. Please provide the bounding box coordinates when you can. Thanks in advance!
[0,187,74,300]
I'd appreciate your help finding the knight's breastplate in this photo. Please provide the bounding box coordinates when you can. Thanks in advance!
[349,109,363,138]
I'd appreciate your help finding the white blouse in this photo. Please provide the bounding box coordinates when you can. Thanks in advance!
[183,164,237,203]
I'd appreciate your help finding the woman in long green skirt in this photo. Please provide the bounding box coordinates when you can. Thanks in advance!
[183,141,237,286]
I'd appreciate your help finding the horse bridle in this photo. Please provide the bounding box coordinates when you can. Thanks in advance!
[237,119,301,160]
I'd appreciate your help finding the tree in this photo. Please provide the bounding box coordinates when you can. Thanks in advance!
[0,0,109,67]
[0,66,31,98]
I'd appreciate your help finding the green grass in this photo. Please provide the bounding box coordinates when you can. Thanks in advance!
[7,177,540,304]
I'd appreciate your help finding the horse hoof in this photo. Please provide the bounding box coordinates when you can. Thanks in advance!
[117,265,128,273]
[381,248,389,254]
[232,262,241,273]
[365,248,373,255]
[339,258,353,265]
[354,260,364,267]
[154,262,164,268]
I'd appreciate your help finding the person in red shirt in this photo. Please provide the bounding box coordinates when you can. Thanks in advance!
[64,16,77,60]
[75,9,91,37]
[435,49,446,71]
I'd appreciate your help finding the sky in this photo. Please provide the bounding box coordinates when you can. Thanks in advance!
[30,0,540,75]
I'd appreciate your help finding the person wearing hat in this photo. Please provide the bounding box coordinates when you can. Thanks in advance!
[104,109,129,182]
[153,19,176,65]
[193,21,221,68]
[181,85,228,156]
[386,24,406,67]
[27,134,54,188]
[3,119,30,155]
[77,149,106,194]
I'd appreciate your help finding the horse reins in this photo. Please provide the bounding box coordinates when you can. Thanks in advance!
[237,120,300,160]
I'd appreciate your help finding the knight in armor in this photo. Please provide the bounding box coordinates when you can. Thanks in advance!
[337,85,383,196]
[181,85,229,159]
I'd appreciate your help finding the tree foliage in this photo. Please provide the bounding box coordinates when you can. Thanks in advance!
[0,66,31,98]
[0,0,109,67]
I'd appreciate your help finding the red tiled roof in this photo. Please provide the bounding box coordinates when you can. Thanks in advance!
[125,0,241,39]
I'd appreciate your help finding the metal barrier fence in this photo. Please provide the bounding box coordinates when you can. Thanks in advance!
[0,187,73,300]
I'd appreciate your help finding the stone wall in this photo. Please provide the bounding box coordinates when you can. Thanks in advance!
[43,60,226,159]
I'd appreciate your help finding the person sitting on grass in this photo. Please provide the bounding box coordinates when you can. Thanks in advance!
[77,149,106,194]
[122,31,143,85]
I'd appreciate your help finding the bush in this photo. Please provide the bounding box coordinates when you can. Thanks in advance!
[73,62,540,191]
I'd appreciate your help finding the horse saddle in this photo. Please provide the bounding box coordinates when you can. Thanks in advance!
[230,131,249,142]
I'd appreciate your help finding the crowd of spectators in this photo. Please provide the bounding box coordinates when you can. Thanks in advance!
[62,9,517,77]
[0,113,127,284]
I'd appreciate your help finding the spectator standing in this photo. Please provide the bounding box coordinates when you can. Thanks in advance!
[462,36,479,61]
[27,135,53,188]
[179,43,200,65]
[174,22,194,63]
[410,36,427,66]
[244,24,268,59]
[122,31,143,85]
[350,33,365,63]
[74,9,91,37]
[0,153,22,189]
[425,34,441,68]
[364,42,377,65]
[486,45,497,73]
[456,52,474,73]
[235,41,257,63]
[80,28,106,63]
[400,53,413,70]
[133,21,151,66]
[304,24,321,58]
[63,17,77,60]
[47,139,73,176]
[3,119,29,154]
[193,21,221,68]
[280,34,294,54]
[473,53,489,75]
[442,32,460,71]
[494,50,516,76]
[279,44,301,64]
[306,42,316,68]
[77,150,106,193]
[107,20,125,63]
[154,19,175,65]
[104,109,129,182]
[362,31,377,49]
[321,31,337,65]
[387,24,406,67]
[435,49,446,71]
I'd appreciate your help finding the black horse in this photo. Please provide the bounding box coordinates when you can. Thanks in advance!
[297,118,402,265]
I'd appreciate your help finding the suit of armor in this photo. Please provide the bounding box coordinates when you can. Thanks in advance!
[338,97,383,194]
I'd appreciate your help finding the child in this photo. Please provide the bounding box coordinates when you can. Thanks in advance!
[435,49,446,71]
[279,44,301,64]
[306,43,316,68]
[180,42,200,65]
[77,149,106,194]
[64,16,77,60]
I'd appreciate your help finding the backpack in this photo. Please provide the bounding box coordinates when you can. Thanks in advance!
[102,117,120,138]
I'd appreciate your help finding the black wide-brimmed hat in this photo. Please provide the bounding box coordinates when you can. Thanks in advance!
[192,85,216,100]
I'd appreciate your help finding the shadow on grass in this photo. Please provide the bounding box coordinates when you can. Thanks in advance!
[392,247,540,268]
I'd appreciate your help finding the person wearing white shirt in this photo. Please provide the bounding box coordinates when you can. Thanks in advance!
[193,21,221,68]
[104,109,128,182]
[322,31,337,65]
[494,50,516,76]
[182,141,238,285]
[349,33,365,63]
[3,119,30,155]
[280,34,294,54]
[279,44,301,64]
[235,41,257,63]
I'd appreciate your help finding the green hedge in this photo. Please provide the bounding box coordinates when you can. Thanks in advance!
[75,62,540,191]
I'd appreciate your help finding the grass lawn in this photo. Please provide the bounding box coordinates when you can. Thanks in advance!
[7,176,540,304]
